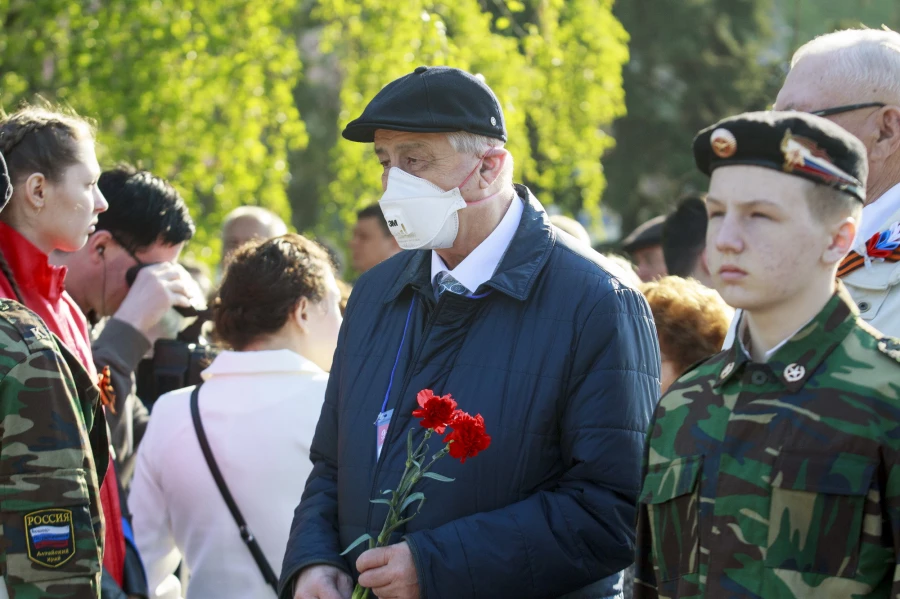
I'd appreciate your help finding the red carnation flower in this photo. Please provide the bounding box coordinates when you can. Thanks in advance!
[412,389,458,434]
[443,412,491,463]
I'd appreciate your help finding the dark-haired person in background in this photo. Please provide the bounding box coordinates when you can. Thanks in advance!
[349,203,400,274]
[622,215,668,282]
[661,195,713,288]
[130,234,341,599]
[52,165,203,491]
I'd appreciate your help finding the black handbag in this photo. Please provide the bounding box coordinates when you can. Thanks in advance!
[190,384,279,592]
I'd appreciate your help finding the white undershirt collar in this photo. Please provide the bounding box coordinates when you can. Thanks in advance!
[430,196,524,293]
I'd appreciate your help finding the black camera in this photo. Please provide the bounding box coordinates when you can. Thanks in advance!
[136,337,219,410]
[125,262,221,408]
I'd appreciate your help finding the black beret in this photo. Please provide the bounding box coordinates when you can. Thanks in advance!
[622,215,666,253]
[342,66,507,143]
[693,111,867,203]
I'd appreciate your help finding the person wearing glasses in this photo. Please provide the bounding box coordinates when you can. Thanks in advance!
[52,164,204,493]
[775,27,900,337]
[636,110,900,599]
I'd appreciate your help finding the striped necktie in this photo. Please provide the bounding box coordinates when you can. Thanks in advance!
[434,271,470,299]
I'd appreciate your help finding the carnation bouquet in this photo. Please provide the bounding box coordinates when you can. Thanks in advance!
[342,390,491,599]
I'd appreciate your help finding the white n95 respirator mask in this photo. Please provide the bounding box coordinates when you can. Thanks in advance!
[378,167,469,250]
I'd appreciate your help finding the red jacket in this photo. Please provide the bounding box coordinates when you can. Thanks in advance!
[0,221,127,585]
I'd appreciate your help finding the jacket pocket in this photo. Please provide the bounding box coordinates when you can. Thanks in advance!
[765,452,874,578]
[0,468,101,585]
[639,454,703,582]
[849,285,889,323]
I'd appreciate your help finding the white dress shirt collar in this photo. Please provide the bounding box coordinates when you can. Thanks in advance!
[430,196,524,293]
[857,182,900,250]
[736,312,814,363]
[201,349,324,380]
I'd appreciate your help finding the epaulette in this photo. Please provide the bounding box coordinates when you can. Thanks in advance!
[877,337,900,364]
[0,299,58,354]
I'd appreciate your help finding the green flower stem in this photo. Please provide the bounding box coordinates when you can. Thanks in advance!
[352,430,451,599]
[351,584,371,599]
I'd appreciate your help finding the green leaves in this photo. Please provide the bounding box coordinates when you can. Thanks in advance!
[603,0,783,233]
[1,0,630,265]
[422,472,455,483]
[340,533,374,556]
[400,491,425,515]
[306,0,629,255]
[1,1,304,267]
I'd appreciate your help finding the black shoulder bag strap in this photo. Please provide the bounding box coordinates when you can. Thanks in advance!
[190,384,279,591]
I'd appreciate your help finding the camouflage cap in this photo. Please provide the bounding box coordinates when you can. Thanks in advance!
[693,111,868,203]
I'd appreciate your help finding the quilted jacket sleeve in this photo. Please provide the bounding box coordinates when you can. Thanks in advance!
[404,286,661,599]
[277,306,353,598]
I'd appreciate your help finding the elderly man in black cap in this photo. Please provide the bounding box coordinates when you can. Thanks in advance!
[634,112,900,598]
[280,66,660,599]
[622,216,668,282]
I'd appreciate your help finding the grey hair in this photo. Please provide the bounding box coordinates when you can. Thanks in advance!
[446,131,504,157]
[791,28,900,100]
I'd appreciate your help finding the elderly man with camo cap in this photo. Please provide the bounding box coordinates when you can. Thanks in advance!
[279,66,660,599]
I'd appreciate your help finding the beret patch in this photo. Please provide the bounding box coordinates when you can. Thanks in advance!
[694,111,868,203]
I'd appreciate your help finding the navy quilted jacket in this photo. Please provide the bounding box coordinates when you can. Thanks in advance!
[279,188,660,599]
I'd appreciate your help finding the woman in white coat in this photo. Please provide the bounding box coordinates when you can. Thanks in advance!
[129,234,343,599]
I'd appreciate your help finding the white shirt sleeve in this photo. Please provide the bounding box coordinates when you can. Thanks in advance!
[128,409,184,599]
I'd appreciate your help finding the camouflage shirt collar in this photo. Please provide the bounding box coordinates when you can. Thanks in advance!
[714,281,858,391]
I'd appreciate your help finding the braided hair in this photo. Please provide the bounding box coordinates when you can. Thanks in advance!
[0,104,96,305]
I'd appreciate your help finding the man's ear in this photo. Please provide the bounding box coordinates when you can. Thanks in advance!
[824,217,857,265]
[88,230,114,265]
[872,106,900,164]
[478,148,508,187]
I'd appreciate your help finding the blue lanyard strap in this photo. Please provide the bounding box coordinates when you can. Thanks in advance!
[381,296,417,414]
[378,287,494,415]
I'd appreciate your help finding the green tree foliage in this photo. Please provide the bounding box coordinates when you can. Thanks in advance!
[782,0,899,51]
[298,0,629,246]
[2,0,629,262]
[603,0,782,236]
[0,0,306,263]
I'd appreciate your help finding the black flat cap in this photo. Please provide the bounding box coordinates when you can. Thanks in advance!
[342,66,507,143]
[622,215,666,254]
[694,111,867,203]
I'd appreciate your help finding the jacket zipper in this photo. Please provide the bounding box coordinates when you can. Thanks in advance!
[364,291,443,537]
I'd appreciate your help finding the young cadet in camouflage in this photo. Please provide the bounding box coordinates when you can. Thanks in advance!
[634,112,900,599]
[0,299,108,598]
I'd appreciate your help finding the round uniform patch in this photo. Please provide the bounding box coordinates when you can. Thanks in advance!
[783,363,806,383]
[710,128,738,159]
[24,508,76,568]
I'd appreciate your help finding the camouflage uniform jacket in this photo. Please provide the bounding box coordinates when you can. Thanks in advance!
[0,300,108,598]
[635,282,900,599]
